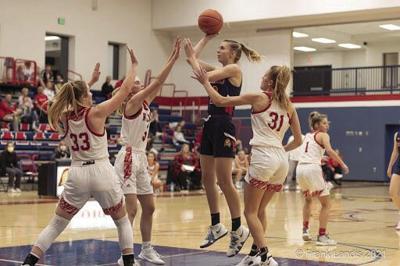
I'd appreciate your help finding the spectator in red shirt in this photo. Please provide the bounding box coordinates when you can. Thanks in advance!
[166,143,201,191]
[34,86,49,123]
[114,76,125,89]
[0,94,20,130]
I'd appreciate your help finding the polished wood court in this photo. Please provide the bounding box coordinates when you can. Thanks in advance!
[0,183,399,265]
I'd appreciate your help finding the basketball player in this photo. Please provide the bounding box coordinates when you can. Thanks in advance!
[191,61,303,266]
[386,130,400,230]
[21,49,139,266]
[184,35,262,257]
[114,38,180,265]
[297,112,349,245]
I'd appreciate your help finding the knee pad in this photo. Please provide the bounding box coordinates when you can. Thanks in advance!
[114,215,133,251]
[34,215,70,253]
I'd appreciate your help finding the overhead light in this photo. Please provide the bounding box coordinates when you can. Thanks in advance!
[293,46,316,52]
[312,38,336,44]
[292,32,308,38]
[379,24,400,31]
[45,36,61,41]
[339,43,361,49]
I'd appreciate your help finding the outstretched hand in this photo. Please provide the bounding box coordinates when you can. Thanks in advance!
[88,63,100,86]
[127,47,138,66]
[167,37,181,63]
[184,38,196,59]
[192,66,209,85]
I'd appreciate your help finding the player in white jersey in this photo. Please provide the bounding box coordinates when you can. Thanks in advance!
[22,49,140,266]
[297,112,349,246]
[191,59,303,266]
[114,38,180,266]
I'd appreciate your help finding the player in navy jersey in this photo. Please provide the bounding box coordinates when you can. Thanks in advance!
[185,35,262,257]
[387,129,400,230]
[192,62,302,266]
[22,49,139,266]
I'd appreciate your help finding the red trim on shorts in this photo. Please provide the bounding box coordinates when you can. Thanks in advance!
[314,131,325,149]
[251,91,272,114]
[248,177,283,192]
[103,198,123,215]
[59,197,79,215]
[124,146,132,181]
[124,105,142,120]
[85,108,106,137]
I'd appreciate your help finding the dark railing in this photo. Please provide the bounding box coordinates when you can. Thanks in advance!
[293,65,400,96]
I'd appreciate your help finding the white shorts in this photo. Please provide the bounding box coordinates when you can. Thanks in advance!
[114,147,153,195]
[244,146,288,192]
[296,163,329,197]
[60,158,124,216]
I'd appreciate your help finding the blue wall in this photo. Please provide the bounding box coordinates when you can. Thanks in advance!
[235,106,400,182]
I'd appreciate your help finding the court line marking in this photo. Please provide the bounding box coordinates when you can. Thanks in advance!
[0,258,53,266]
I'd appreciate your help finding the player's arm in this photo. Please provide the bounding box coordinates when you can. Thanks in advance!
[284,105,303,152]
[319,133,349,174]
[87,63,100,88]
[192,66,261,107]
[387,133,399,178]
[93,47,138,118]
[192,34,218,71]
[125,38,181,115]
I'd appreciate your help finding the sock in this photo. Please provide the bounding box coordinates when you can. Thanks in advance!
[122,253,135,266]
[249,243,258,256]
[259,247,269,262]
[142,241,151,249]
[34,215,70,253]
[114,215,134,251]
[303,221,309,230]
[232,217,241,231]
[211,213,220,226]
[319,228,326,236]
[22,253,39,266]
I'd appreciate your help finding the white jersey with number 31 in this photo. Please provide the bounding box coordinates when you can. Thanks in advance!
[249,92,291,148]
[120,101,152,151]
[298,132,325,165]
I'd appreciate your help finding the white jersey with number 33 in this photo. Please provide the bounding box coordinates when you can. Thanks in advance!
[298,132,325,165]
[249,92,291,148]
[120,101,152,151]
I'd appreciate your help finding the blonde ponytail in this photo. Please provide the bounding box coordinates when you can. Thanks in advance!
[48,81,88,132]
[224,40,262,63]
[308,111,327,130]
[270,65,291,110]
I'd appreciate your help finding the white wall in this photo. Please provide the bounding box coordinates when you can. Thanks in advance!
[167,30,292,100]
[0,0,169,90]
[152,0,400,30]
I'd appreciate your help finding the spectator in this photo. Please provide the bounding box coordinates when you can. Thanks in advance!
[40,64,54,87]
[54,141,70,160]
[34,86,49,123]
[173,125,189,150]
[325,149,344,184]
[0,94,21,130]
[232,150,249,189]
[19,88,35,125]
[54,74,65,93]
[166,143,201,191]
[147,151,163,191]
[114,76,125,89]
[149,109,163,138]
[44,81,55,101]
[101,76,114,99]
[21,61,34,84]
[0,142,23,193]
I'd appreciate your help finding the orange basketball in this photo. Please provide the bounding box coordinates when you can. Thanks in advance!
[198,9,223,35]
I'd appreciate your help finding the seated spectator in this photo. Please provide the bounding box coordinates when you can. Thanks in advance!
[166,143,201,191]
[54,141,70,160]
[18,88,35,125]
[147,151,163,191]
[54,74,65,93]
[101,76,114,99]
[232,150,249,189]
[17,61,34,84]
[40,64,54,87]
[149,109,163,138]
[44,81,55,101]
[0,142,23,193]
[173,125,190,150]
[34,86,49,123]
[0,94,21,130]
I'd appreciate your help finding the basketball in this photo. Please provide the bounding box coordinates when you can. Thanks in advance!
[198,9,223,35]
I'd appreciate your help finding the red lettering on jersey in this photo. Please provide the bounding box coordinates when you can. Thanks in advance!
[70,132,90,151]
